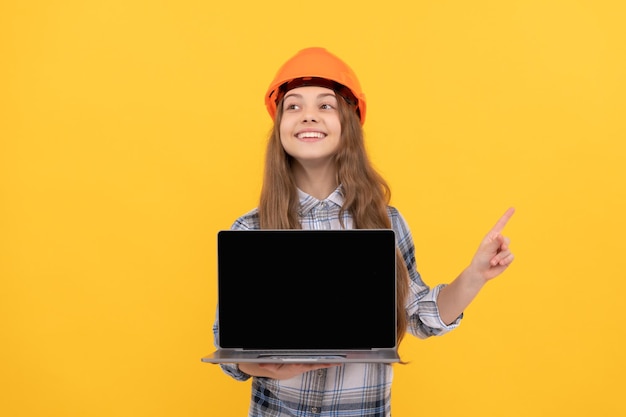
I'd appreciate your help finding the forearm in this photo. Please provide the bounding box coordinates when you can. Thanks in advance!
[436,267,487,325]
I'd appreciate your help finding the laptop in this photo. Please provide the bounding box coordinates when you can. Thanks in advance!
[201,229,400,364]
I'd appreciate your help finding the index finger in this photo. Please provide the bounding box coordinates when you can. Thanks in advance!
[490,207,515,234]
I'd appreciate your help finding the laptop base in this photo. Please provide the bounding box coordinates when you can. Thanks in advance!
[201,349,399,364]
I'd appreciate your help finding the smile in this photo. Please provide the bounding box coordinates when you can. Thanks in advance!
[296,131,326,140]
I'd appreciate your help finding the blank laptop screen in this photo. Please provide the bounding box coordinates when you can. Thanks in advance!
[217,230,397,350]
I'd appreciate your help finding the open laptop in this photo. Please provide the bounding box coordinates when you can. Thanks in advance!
[201,229,400,364]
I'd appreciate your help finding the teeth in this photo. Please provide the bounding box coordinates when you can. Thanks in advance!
[297,132,325,139]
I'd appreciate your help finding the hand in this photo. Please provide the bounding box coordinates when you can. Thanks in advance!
[238,362,338,380]
[437,207,516,324]
[468,207,515,282]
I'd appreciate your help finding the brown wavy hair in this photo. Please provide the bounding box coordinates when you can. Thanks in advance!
[258,94,410,345]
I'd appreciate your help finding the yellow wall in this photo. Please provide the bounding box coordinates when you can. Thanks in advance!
[1,1,624,416]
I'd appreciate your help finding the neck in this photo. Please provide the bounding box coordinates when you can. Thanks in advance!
[291,161,338,200]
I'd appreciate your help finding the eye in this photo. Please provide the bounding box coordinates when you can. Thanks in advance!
[320,103,335,110]
[284,103,300,111]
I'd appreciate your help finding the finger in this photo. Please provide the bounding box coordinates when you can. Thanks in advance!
[498,253,515,266]
[309,363,338,370]
[490,251,514,266]
[258,363,281,370]
[496,235,511,252]
[259,363,335,370]
[490,207,515,235]
[484,233,507,250]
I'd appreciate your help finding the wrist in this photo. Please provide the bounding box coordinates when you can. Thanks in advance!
[237,363,255,377]
[460,265,489,291]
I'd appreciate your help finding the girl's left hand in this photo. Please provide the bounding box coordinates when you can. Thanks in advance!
[468,207,516,282]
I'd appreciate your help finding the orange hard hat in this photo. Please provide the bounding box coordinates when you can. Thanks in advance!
[265,47,367,125]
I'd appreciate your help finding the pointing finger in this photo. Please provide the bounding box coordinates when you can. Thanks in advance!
[490,207,515,235]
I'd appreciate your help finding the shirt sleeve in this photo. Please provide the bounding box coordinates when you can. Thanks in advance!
[230,208,261,230]
[389,207,463,339]
[212,309,253,381]
[212,211,260,381]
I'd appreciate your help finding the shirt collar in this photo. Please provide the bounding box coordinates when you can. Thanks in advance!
[298,185,345,216]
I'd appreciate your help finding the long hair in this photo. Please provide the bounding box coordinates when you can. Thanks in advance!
[259,95,410,345]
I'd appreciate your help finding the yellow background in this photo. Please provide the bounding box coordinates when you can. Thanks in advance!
[1,1,624,416]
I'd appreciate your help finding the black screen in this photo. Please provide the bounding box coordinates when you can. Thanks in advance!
[217,230,397,349]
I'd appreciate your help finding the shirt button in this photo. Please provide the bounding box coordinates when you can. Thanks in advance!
[311,407,319,413]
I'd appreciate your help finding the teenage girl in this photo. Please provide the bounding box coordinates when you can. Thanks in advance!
[213,47,515,417]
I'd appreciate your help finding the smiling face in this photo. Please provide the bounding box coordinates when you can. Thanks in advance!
[279,86,342,169]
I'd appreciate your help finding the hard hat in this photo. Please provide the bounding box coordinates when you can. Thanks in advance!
[265,47,367,125]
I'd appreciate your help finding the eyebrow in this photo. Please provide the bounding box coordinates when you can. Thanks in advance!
[283,92,337,100]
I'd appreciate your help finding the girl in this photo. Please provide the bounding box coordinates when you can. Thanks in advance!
[213,47,515,416]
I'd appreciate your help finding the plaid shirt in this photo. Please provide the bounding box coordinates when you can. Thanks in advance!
[213,186,461,417]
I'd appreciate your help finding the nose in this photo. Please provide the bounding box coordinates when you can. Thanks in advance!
[302,107,319,123]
